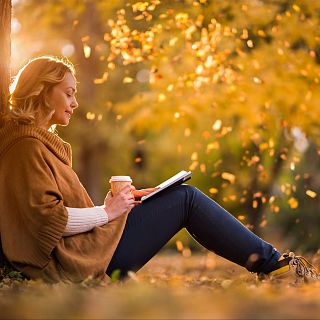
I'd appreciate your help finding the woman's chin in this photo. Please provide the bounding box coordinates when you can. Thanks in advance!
[61,117,71,126]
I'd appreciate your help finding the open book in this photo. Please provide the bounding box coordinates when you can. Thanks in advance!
[141,170,192,202]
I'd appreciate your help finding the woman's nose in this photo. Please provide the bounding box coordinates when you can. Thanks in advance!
[72,98,79,109]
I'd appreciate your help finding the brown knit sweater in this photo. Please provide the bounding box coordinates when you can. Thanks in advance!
[0,122,128,283]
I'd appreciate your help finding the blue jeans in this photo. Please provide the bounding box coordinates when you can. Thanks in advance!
[106,185,280,277]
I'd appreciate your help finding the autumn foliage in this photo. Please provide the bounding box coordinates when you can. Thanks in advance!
[1,1,319,318]
[10,0,320,249]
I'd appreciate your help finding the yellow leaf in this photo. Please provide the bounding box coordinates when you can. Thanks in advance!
[221,172,235,184]
[121,52,131,61]
[277,48,284,55]
[253,192,262,198]
[220,126,232,136]
[200,163,206,173]
[306,190,317,198]
[167,84,174,91]
[184,25,196,40]
[196,65,204,75]
[259,142,269,151]
[253,77,262,84]
[241,29,248,39]
[247,40,254,48]
[259,219,268,228]
[158,93,166,102]
[86,112,95,120]
[176,240,183,252]
[132,2,149,12]
[93,72,109,84]
[269,196,275,204]
[175,13,189,23]
[191,152,198,161]
[212,119,222,131]
[252,200,258,209]
[134,14,145,21]
[209,187,218,194]
[169,37,178,46]
[147,4,156,11]
[274,206,280,213]
[290,162,295,170]
[189,161,198,171]
[204,55,215,68]
[292,4,301,12]
[83,45,91,58]
[123,77,134,83]
[288,197,299,209]
[206,142,220,152]
[81,35,90,42]
[108,62,116,70]
[269,138,274,148]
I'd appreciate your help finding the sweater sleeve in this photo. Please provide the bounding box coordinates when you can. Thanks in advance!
[64,206,108,237]
[4,138,68,267]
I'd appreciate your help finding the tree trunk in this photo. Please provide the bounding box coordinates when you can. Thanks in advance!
[0,0,11,127]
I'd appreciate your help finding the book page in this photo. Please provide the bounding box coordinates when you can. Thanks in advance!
[156,170,189,188]
[141,170,192,202]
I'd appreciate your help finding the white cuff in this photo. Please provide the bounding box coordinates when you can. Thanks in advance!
[63,206,109,237]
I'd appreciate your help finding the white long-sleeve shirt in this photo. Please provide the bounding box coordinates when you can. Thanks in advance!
[63,206,109,236]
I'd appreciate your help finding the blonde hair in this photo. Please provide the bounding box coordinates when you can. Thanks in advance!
[4,56,75,129]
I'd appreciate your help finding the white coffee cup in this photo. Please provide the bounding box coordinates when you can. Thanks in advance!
[109,176,132,195]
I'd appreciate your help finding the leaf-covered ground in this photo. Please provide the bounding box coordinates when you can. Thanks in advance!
[1,251,320,319]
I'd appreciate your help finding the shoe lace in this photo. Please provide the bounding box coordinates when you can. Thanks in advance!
[288,252,320,280]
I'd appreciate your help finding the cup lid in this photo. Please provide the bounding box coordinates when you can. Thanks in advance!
[109,176,132,183]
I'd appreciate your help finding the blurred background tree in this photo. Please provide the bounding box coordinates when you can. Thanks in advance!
[10,0,320,251]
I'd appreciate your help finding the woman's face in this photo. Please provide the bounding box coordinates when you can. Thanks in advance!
[45,71,78,129]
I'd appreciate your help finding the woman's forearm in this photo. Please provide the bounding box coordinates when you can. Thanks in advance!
[64,206,109,236]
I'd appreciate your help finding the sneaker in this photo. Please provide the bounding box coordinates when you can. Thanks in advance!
[260,252,320,283]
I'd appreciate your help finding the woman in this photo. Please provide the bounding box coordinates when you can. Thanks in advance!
[0,56,318,283]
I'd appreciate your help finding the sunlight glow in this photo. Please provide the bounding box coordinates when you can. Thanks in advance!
[11,18,21,34]
[136,69,150,83]
[61,44,75,57]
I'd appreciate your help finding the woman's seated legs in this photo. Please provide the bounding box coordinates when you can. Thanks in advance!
[106,185,280,278]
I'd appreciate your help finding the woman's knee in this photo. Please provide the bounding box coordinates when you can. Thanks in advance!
[175,184,198,193]
[170,184,200,206]
[145,184,200,209]
[178,184,199,197]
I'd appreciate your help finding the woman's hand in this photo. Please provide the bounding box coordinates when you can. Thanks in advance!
[131,187,159,200]
[104,185,139,221]
[104,185,159,221]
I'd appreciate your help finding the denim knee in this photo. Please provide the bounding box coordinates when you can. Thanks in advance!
[178,184,199,196]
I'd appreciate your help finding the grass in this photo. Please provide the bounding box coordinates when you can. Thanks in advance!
[1,251,320,319]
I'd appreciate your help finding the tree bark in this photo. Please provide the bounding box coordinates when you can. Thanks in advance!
[0,0,11,127]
